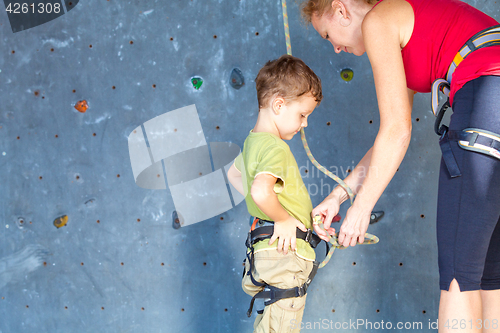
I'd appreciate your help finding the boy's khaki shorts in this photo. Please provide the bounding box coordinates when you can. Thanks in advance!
[242,249,315,333]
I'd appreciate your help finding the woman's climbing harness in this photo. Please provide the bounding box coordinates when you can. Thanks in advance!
[431,25,500,178]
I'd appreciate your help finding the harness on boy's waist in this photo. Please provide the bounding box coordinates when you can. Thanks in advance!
[244,218,322,317]
[430,25,500,177]
[244,215,380,317]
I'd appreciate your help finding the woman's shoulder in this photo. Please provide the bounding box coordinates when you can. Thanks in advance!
[363,0,414,48]
[365,0,413,23]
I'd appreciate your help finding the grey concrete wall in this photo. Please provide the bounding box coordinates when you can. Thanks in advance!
[0,0,499,332]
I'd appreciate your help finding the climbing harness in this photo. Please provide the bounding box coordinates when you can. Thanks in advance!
[243,0,380,317]
[244,218,322,317]
[431,25,500,177]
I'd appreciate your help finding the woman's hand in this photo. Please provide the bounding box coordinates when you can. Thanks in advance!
[338,204,372,247]
[311,193,342,242]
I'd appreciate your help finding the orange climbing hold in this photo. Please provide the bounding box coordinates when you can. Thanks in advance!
[53,215,68,228]
[74,100,88,113]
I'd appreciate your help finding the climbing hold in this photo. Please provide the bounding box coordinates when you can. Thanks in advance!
[53,215,68,228]
[16,217,26,229]
[74,100,88,113]
[191,77,203,90]
[369,211,384,224]
[340,68,354,82]
[229,68,245,90]
[172,210,181,229]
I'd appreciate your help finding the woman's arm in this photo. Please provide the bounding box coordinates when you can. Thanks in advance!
[337,0,415,247]
[314,86,414,236]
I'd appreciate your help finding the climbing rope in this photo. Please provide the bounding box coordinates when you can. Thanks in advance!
[280,0,378,268]
[313,215,379,268]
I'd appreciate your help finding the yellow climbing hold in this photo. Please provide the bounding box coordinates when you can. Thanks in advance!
[340,68,354,82]
[53,215,68,228]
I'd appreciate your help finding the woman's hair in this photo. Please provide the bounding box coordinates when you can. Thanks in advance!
[255,55,322,109]
[301,0,378,24]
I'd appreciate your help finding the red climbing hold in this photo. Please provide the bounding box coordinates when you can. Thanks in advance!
[74,100,88,113]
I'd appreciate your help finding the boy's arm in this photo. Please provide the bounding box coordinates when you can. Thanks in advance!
[227,163,245,195]
[251,173,307,255]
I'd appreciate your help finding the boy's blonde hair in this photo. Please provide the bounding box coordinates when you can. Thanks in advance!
[255,55,322,109]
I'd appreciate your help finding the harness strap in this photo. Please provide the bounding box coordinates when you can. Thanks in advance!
[439,126,462,178]
[448,128,500,161]
[247,225,323,250]
[431,25,500,116]
[446,25,500,83]
[246,261,319,317]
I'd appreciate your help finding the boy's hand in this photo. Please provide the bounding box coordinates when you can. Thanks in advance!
[269,216,307,255]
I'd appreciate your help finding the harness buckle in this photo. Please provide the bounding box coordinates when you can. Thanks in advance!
[297,284,307,297]
[304,229,312,244]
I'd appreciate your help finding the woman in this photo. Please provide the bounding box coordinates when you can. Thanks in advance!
[301,0,500,331]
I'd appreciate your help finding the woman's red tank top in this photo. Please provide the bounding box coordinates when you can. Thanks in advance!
[375,0,500,105]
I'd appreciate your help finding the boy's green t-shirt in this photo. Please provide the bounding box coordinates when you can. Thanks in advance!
[234,131,315,261]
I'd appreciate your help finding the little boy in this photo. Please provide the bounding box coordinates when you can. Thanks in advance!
[227,54,323,333]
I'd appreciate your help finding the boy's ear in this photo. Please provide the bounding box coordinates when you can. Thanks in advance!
[272,96,285,115]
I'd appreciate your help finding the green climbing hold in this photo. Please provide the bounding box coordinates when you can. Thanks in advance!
[340,68,354,82]
[191,77,203,90]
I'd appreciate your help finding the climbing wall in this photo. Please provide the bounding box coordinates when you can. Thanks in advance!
[0,0,498,332]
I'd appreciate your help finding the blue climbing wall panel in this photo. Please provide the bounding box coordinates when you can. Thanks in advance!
[0,0,499,332]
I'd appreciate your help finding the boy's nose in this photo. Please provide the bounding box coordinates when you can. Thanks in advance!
[302,119,308,127]
[334,45,342,54]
